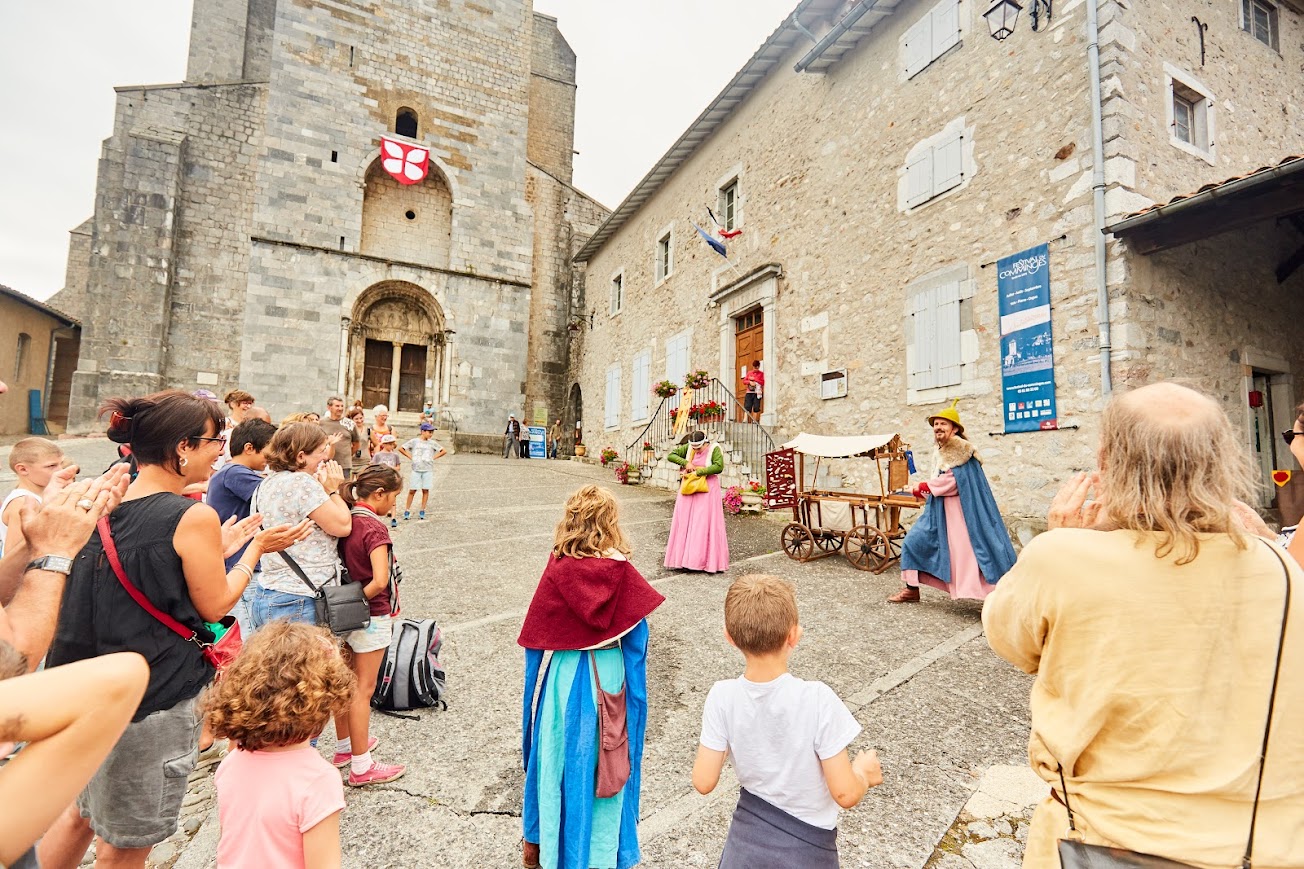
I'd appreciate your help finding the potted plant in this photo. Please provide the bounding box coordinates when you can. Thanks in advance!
[614,461,635,485]
[698,399,726,422]
[599,447,619,466]
[653,380,678,399]
[723,485,743,515]
[741,480,767,509]
[574,443,587,457]
[642,440,655,464]
[684,369,711,390]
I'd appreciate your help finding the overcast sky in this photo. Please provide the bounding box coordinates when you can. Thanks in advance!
[0,0,797,301]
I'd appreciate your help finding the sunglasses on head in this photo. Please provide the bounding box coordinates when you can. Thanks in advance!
[1283,430,1303,445]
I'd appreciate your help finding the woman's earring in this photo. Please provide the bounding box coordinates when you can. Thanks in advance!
[180,457,188,469]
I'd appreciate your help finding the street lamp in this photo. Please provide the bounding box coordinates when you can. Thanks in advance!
[983,0,1052,38]
[983,0,1022,39]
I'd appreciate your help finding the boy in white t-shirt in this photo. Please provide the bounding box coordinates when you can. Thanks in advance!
[692,574,882,868]
[0,438,65,557]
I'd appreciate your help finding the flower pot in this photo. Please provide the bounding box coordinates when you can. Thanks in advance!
[643,449,655,465]
[574,445,587,457]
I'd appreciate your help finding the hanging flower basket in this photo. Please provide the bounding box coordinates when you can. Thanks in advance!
[653,380,678,399]
[684,370,711,390]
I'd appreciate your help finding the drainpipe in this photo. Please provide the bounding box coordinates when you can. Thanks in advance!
[1088,0,1112,394]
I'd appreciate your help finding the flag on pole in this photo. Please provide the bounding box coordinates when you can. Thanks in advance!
[692,222,728,258]
[707,207,743,239]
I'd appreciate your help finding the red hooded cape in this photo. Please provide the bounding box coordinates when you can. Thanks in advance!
[517,555,665,651]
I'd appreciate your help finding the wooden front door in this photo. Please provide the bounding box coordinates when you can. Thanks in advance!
[734,309,763,421]
[398,343,427,412]
[362,340,393,408]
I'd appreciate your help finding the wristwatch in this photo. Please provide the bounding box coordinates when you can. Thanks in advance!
[25,555,74,576]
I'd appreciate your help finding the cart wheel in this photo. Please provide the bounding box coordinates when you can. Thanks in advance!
[844,524,893,573]
[815,530,845,553]
[781,523,817,562]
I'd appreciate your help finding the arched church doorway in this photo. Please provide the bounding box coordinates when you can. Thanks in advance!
[346,282,448,413]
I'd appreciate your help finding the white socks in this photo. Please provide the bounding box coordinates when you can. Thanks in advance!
[335,737,352,755]
[351,751,373,775]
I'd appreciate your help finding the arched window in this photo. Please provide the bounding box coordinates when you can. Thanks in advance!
[395,108,418,139]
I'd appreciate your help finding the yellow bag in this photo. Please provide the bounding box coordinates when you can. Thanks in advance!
[680,473,709,496]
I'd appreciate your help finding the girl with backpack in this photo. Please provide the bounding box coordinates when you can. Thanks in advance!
[334,465,406,787]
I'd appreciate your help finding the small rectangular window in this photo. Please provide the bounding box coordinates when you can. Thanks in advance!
[719,181,738,231]
[1242,0,1279,49]
[655,232,672,283]
[330,150,338,163]
[1172,91,1195,145]
[610,272,624,315]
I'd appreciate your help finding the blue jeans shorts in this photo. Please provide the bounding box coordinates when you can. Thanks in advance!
[249,585,319,631]
[409,469,434,491]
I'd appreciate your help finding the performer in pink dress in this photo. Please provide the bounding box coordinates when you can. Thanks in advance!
[664,431,730,573]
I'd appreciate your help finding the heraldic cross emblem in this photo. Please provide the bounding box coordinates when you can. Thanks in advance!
[380,135,429,185]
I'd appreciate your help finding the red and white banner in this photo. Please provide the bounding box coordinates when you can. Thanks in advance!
[380,135,429,185]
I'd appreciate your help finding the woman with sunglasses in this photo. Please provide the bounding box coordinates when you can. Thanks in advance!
[39,391,309,869]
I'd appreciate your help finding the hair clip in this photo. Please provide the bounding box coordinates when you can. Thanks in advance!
[109,411,133,428]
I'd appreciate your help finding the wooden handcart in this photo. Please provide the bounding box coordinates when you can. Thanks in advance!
[764,433,924,573]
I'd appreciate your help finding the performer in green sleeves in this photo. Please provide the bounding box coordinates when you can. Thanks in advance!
[664,430,730,573]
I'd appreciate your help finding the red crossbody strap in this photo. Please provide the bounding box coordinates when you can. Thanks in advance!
[97,515,199,644]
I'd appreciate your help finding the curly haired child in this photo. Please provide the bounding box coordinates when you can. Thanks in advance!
[204,622,356,869]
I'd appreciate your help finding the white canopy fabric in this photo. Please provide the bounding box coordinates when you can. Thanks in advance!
[780,432,897,458]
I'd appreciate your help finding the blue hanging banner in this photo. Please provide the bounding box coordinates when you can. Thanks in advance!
[527,425,547,458]
[997,244,1058,433]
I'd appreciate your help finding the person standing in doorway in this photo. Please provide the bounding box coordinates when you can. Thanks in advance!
[743,362,764,424]
[320,397,362,481]
[548,419,562,460]
[504,415,521,459]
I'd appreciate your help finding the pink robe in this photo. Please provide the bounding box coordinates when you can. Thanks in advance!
[901,471,991,600]
[663,445,730,573]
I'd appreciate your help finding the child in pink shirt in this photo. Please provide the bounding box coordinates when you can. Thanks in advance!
[204,622,357,868]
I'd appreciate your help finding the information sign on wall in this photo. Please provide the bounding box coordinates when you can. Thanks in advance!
[997,244,1058,432]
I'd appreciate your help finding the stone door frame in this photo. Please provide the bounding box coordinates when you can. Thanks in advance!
[343,280,450,412]
[710,263,781,427]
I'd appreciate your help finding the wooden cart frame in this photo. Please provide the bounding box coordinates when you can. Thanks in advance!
[764,433,924,573]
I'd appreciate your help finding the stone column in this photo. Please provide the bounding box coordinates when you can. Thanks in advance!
[337,317,351,396]
[390,342,403,409]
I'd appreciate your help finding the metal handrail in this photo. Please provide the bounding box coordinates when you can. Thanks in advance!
[623,379,774,477]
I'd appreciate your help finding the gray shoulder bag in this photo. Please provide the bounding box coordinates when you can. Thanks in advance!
[1056,541,1291,869]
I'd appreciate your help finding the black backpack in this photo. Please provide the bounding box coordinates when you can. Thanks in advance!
[372,618,447,719]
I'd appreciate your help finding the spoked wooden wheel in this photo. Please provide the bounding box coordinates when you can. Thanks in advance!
[844,524,894,573]
[781,522,817,562]
[814,530,845,553]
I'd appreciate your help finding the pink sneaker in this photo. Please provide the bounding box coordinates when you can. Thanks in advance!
[347,761,407,787]
[331,736,379,768]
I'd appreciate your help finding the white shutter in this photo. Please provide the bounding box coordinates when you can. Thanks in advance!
[605,365,621,428]
[904,15,933,78]
[910,288,941,389]
[906,150,934,207]
[631,350,650,420]
[935,281,962,386]
[933,131,964,194]
[931,0,960,60]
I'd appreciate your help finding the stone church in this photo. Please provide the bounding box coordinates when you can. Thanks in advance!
[53,0,608,449]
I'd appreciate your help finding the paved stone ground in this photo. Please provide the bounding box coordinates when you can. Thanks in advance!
[5,443,1041,868]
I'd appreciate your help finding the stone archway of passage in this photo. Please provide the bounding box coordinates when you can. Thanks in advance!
[346,281,448,415]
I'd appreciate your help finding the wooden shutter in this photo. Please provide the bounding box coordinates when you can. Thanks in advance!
[904,15,933,79]
[631,351,650,420]
[932,131,964,194]
[931,0,960,60]
[605,365,621,428]
[906,150,934,207]
[909,288,939,390]
[935,281,962,387]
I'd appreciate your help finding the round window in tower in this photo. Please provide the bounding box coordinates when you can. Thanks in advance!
[405,210,416,221]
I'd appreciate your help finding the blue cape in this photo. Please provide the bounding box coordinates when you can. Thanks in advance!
[899,458,1016,584]
[522,619,649,869]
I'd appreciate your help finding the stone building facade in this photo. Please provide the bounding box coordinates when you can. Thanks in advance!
[572,0,1304,524]
[54,0,607,447]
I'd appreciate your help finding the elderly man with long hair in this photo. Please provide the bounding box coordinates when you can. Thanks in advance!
[983,382,1304,868]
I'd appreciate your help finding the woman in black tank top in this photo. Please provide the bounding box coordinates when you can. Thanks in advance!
[42,391,309,867]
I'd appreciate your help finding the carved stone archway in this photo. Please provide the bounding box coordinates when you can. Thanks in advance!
[344,281,449,414]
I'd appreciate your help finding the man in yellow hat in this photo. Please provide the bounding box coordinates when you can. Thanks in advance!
[889,400,1017,603]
